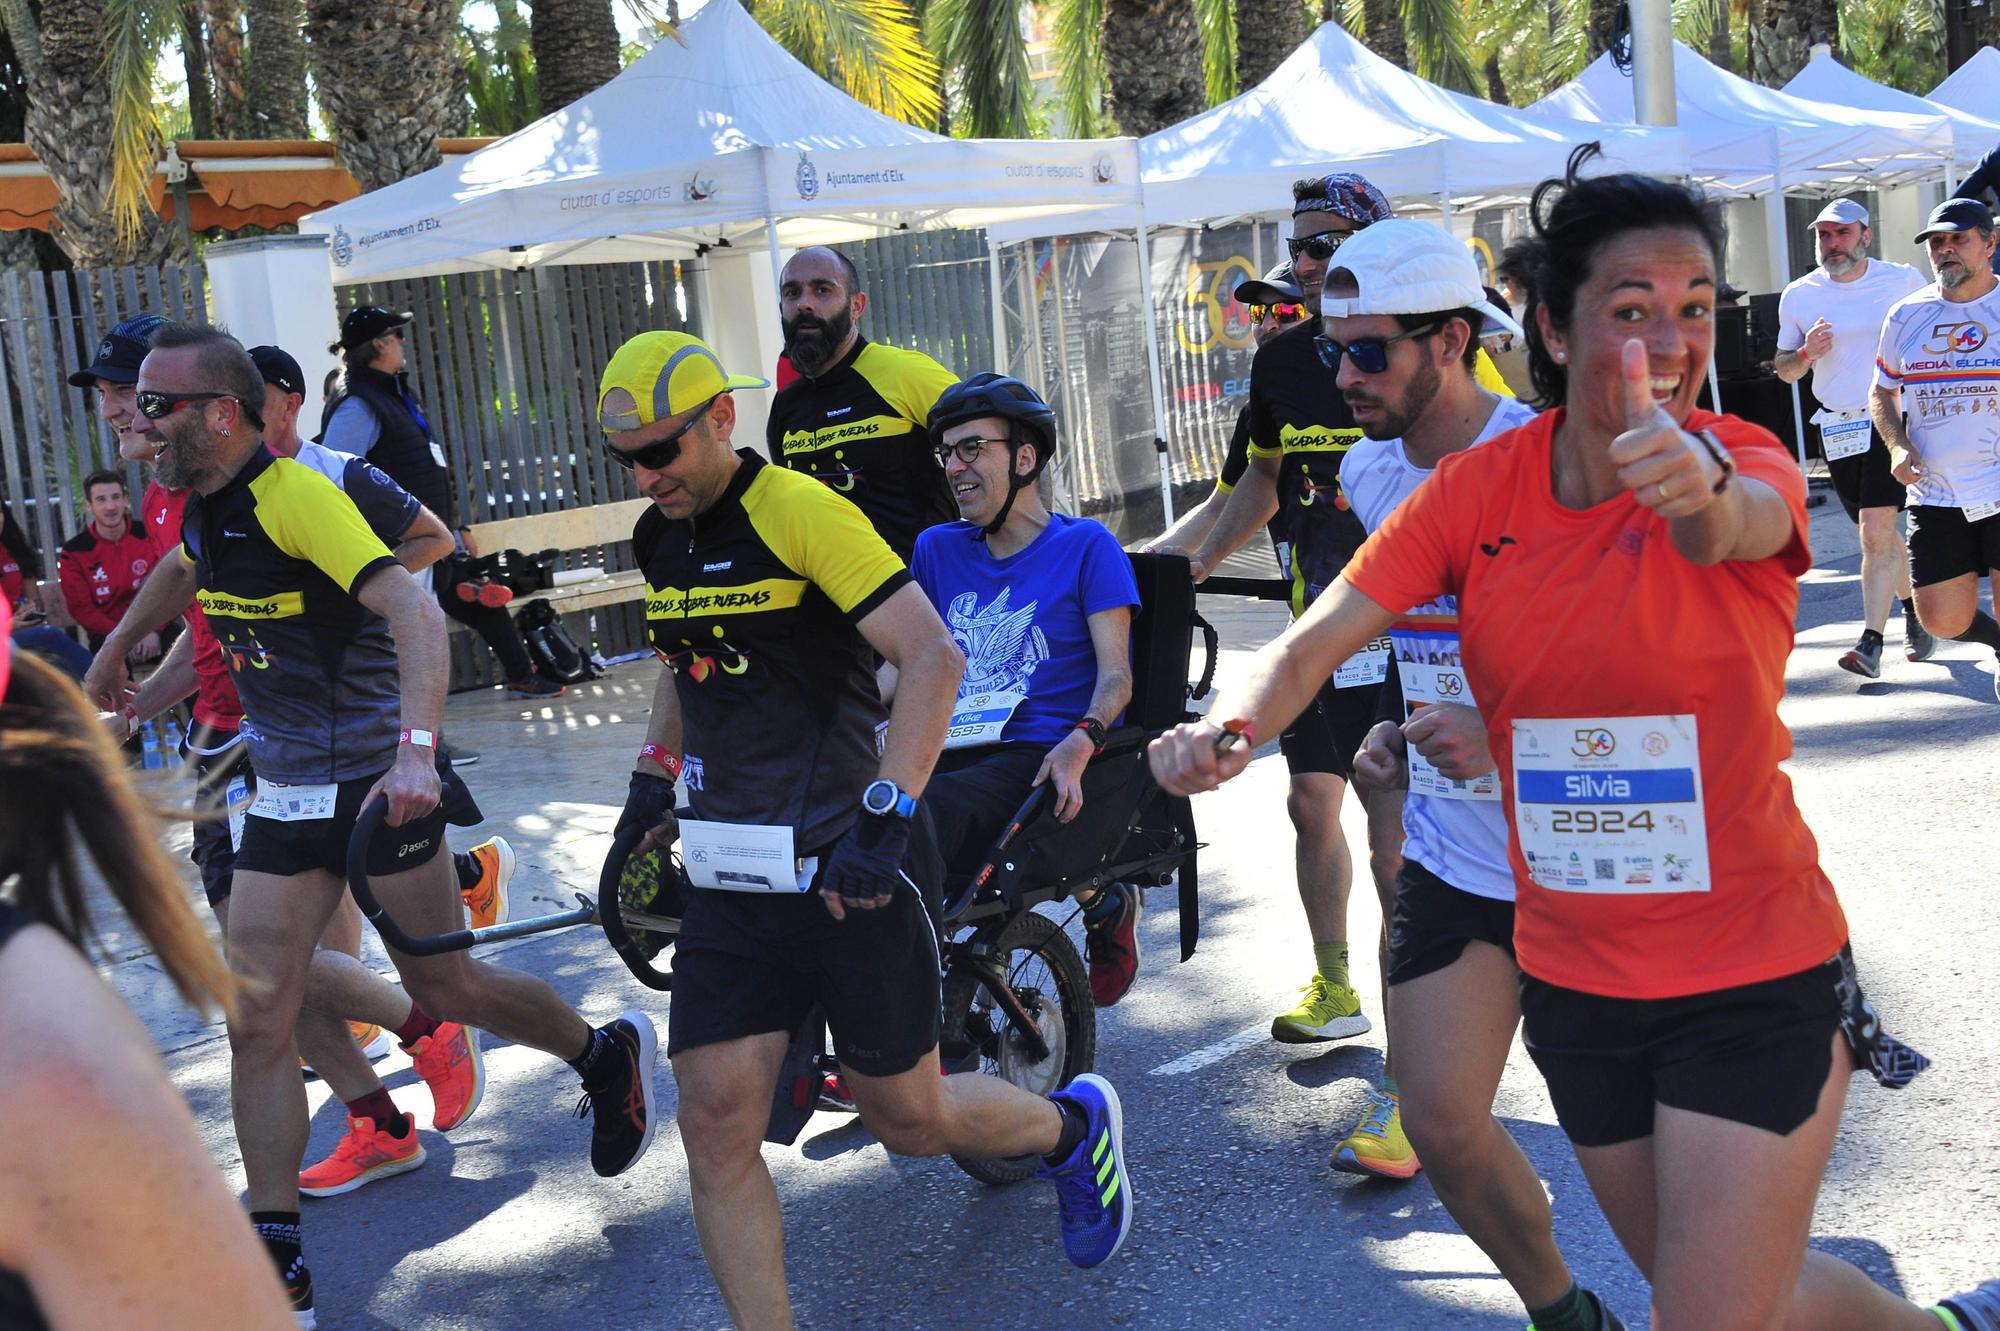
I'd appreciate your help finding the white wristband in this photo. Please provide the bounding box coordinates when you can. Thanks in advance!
[400,728,437,750]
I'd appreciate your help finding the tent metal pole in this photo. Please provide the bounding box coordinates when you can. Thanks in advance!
[1707,346,1724,415]
[764,217,786,302]
[1133,201,1176,527]
[1788,379,1810,473]
[1629,0,1677,125]
[987,235,1008,374]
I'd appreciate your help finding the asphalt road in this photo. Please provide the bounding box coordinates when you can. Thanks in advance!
[115,496,2000,1330]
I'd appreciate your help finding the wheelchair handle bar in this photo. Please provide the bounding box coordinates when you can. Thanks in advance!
[596,823,675,992]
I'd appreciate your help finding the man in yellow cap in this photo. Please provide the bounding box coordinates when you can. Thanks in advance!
[601,331,1135,1324]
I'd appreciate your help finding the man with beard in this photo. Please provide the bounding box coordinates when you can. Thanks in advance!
[1169,179,1412,1175]
[1775,199,1930,679]
[766,246,960,557]
[1873,197,2000,701]
[138,323,658,1326]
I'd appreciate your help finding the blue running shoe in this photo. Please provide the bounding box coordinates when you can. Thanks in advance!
[1036,1072,1132,1269]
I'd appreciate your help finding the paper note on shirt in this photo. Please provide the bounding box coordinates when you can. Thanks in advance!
[679,819,809,893]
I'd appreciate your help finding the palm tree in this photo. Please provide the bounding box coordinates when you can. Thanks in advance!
[1359,0,1406,64]
[1839,0,1942,91]
[464,0,537,134]
[244,0,310,138]
[1100,0,1206,134]
[4,0,179,265]
[202,0,248,133]
[927,0,1033,135]
[1745,0,1835,83]
[531,0,619,112]
[1235,0,1308,89]
[752,0,942,127]
[305,0,463,190]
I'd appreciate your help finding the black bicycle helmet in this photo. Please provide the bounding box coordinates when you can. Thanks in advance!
[927,373,1058,537]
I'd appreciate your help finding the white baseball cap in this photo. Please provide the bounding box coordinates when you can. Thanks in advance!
[1810,198,1870,229]
[1319,219,1523,338]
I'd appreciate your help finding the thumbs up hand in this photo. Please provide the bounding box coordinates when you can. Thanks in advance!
[1608,339,1722,517]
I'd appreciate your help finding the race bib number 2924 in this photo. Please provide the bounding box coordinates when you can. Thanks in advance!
[1510,715,1708,894]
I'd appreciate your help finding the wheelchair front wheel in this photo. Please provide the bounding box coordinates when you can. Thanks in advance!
[941,909,1096,1185]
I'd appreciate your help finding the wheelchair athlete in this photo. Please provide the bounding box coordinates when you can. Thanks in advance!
[887,373,1145,1007]
[601,332,1134,1327]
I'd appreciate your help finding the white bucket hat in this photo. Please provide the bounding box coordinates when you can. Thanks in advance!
[1319,218,1523,338]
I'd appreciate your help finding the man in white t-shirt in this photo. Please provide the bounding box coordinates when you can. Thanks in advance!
[1774,198,1931,679]
[1872,197,2000,702]
[1316,219,1626,1331]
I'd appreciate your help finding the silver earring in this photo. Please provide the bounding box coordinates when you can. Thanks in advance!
[1553,351,1566,364]
[221,427,230,436]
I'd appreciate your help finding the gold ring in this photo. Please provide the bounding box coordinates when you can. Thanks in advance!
[1657,482,1671,501]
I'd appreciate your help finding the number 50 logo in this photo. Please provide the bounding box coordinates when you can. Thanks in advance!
[1177,256,1259,356]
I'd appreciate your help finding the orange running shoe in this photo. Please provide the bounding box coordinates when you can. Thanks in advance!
[460,837,514,931]
[350,1022,393,1060]
[409,1021,485,1131]
[298,1112,425,1198]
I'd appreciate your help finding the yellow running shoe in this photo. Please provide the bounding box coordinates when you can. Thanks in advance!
[1271,973,1371,1043]
[349,1022,393,1061]
[1332,1086,1422,1179]
[460,837,514,931]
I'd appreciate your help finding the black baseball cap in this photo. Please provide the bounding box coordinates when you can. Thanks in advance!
[248,345,305,397]
[1915,197,1995,243]
[333,305,413,352]
[69,312,173,388]
[1234,262,1304,307]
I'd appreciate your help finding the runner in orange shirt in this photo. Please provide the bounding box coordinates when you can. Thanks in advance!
[1149,146,1996,1331]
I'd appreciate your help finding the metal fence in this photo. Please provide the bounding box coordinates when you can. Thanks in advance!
[0,265,208,564]
[845,229,995,377]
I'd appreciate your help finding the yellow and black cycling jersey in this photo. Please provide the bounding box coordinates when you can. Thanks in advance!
[635,450,910,853]
[1245,319,1368,619]
[765,336,959,559]
[179,447,402,784]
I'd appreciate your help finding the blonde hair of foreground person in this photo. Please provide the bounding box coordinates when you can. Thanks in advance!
[0,648,294,1329]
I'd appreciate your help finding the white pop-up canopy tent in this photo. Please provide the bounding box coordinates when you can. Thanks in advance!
[298,0,1138,284]
[990,21,1688,243]
[1533,41,1949,198]
[1783,47,2000,184]
[1929,45,2000,125]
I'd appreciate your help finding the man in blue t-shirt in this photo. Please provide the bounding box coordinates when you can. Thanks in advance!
[904,374,1143,1006]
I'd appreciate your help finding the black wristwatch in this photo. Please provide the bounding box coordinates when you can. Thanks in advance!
[1074,717,1109,754]
[860,778,917,819]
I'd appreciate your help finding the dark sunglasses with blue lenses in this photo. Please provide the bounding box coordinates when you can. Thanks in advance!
[602,396,717,471]
[1314,321,1442,375]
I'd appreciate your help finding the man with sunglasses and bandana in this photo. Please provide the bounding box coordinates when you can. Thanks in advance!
[137,322,658,1326]
[1150,263,1307,562]
[767,246,961,559]
[1176,174,1407,1066]
[602,331,1133,1324]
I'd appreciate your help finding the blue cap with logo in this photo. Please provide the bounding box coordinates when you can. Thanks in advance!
[69,313,173,388]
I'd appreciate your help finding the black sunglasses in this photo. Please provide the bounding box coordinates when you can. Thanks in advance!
[135,389,265,430]
[1286,229,1352,261]
[1314,322,1442,376]
[603,396,717,471]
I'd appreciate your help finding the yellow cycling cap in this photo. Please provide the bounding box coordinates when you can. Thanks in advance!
[598,331,768,431]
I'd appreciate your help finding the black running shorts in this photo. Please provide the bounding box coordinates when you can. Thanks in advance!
[667,815,945,1078]
[1907,503,2000,588]
[1821,425,1906,522]
[1279,679,1379,781]
[1518,957,1844,1148]
[234,765,479,881]
[1384,859,1515,987]
[185,725,251,907]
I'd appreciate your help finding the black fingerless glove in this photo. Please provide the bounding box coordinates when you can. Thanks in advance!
[617,771,676,840]
[819,811,910,904]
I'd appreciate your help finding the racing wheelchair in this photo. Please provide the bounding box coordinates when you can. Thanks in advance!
[346,552,1223,1184]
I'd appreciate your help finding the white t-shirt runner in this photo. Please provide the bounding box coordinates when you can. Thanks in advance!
[1340,394,1538,901]
[1777,259,1925,414]
[1875,282,2000,515]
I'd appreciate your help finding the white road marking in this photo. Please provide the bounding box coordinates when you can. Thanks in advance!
[1149,1023,1269,1077]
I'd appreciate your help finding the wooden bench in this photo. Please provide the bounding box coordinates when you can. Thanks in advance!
[459,497,651,619]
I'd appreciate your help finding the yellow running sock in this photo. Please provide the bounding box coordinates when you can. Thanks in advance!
[1313,942,1350,989]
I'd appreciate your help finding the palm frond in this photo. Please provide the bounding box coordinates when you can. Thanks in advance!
[1534,0,1589,92]
[1402,0,1478,92]
[1195,0,1238,105]
[102,0,181,251]
[1336,0,1365,35]
[754,0,942,126]
[1049,0,1108,134]
[928,0,1032,135]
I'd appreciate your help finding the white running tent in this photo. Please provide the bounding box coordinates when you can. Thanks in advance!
[1783,48,2000,185]
[989,21,1687,243]
[1929,45,2000,125]
[298,0,1139,284]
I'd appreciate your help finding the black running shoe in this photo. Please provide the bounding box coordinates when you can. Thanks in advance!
[574,1010,658,1177]
[284,1260,316,1329]
[1939,1275,2000,1331]
[1838,636,1882,679]
[1905,607,1936,662]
